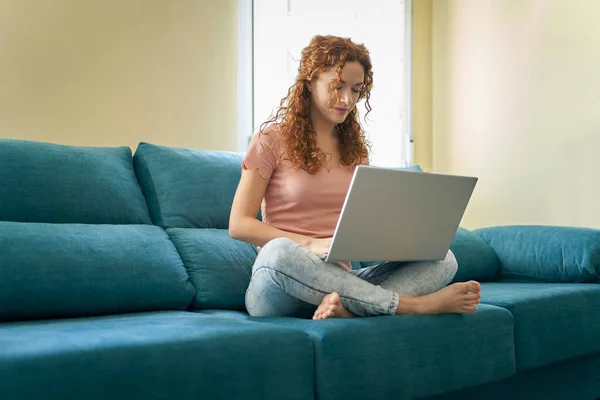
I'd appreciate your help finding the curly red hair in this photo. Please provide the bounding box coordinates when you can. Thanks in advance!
[260,35,373,174]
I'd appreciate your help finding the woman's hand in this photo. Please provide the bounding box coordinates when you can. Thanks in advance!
[306,237,332,256]
[306,238,351,271]
[333,262,352,272]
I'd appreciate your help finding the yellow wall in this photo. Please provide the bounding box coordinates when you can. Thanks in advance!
[412,0,433,172]
[6,0,597,229]
[430,0,600,229]
[0,0,238,151]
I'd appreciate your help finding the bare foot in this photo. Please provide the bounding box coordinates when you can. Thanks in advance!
[313,292,355,320]
[396,281,482,315]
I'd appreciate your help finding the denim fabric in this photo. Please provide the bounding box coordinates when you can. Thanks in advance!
[480,282,600,371]
[133,142,259,228]
[245,238,458,318]
[0,222,195,321]
[167,228,257,310]
[198,306,516,400]
[476,225,600,283]
[0,311,314,400]
[0,139,151,224]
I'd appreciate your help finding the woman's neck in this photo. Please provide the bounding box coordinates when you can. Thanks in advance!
[310,114,336,139]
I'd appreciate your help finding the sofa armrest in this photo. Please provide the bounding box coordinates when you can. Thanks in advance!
[474,225,600,283]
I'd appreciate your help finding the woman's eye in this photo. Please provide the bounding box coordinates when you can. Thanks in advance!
[352,89,361,94]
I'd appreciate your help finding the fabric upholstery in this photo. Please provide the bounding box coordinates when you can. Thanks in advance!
[0,139,151,224]
[480,282,600,371]
[427,351,600,400]
[199,304,516,400]
[476,225,600,283]
[133,142,249,229]
[450,227,501,283]
[0,222,195,321]
[167,228,257,310]
[0,311,314,400]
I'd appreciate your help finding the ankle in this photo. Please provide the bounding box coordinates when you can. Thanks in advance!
[395,296,424,315]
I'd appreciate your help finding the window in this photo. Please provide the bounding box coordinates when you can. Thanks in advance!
[239,0,412,167]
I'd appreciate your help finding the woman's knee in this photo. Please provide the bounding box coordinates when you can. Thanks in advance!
[261,237,298,256]
[255,237,305,273]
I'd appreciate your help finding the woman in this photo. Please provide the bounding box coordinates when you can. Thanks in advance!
[229,35,481,319]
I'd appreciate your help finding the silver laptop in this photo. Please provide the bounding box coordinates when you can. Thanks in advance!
[322,166,477,263]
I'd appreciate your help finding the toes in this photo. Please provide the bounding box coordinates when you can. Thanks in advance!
[314,306,335,320]
[313,306,328,320]
[466,281,481,293]
[461,305,477,313]
[465,293,480,301]
[316,308,334,320]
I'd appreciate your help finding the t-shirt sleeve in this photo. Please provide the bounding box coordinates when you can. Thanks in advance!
[242,130,280,180]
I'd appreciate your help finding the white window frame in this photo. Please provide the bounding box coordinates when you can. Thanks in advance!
[237,0,254,151]
[237,0,414,166]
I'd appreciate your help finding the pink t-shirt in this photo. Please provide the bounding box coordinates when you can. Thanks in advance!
[242,124,360,268]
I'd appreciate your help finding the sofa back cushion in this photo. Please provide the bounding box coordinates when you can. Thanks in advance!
[476,225,600,283]
[134,142,248,229]
[449,227,501,282]
[0,139,151,224]
[0,222,196,321]
[167,228,257,310]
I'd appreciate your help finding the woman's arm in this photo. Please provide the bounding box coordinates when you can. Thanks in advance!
[229,168,330,253]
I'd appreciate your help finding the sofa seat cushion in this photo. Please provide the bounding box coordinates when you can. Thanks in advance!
[480,282,600,371]
[424,351,600,400]
[0,222,195,321]
[0,139,151,224]
[199,304,516,400]
[0,311,314,400]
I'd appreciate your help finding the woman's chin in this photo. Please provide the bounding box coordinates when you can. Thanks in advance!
[329,115,347,125]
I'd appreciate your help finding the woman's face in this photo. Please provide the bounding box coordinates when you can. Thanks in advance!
[309,61,365,127]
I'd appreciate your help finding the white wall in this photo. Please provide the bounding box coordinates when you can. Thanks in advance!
[432,0,600,229]
[0,0,238,151]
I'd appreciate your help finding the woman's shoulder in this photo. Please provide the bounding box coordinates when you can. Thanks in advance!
[252,123,284,150]
[258,122,283,140]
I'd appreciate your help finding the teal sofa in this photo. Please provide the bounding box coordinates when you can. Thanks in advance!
[1,139,599,400]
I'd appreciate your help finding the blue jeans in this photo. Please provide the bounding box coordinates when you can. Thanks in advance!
[245,237,458,318]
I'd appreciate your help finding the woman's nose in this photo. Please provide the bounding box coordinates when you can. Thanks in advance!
[339,88,352,105]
